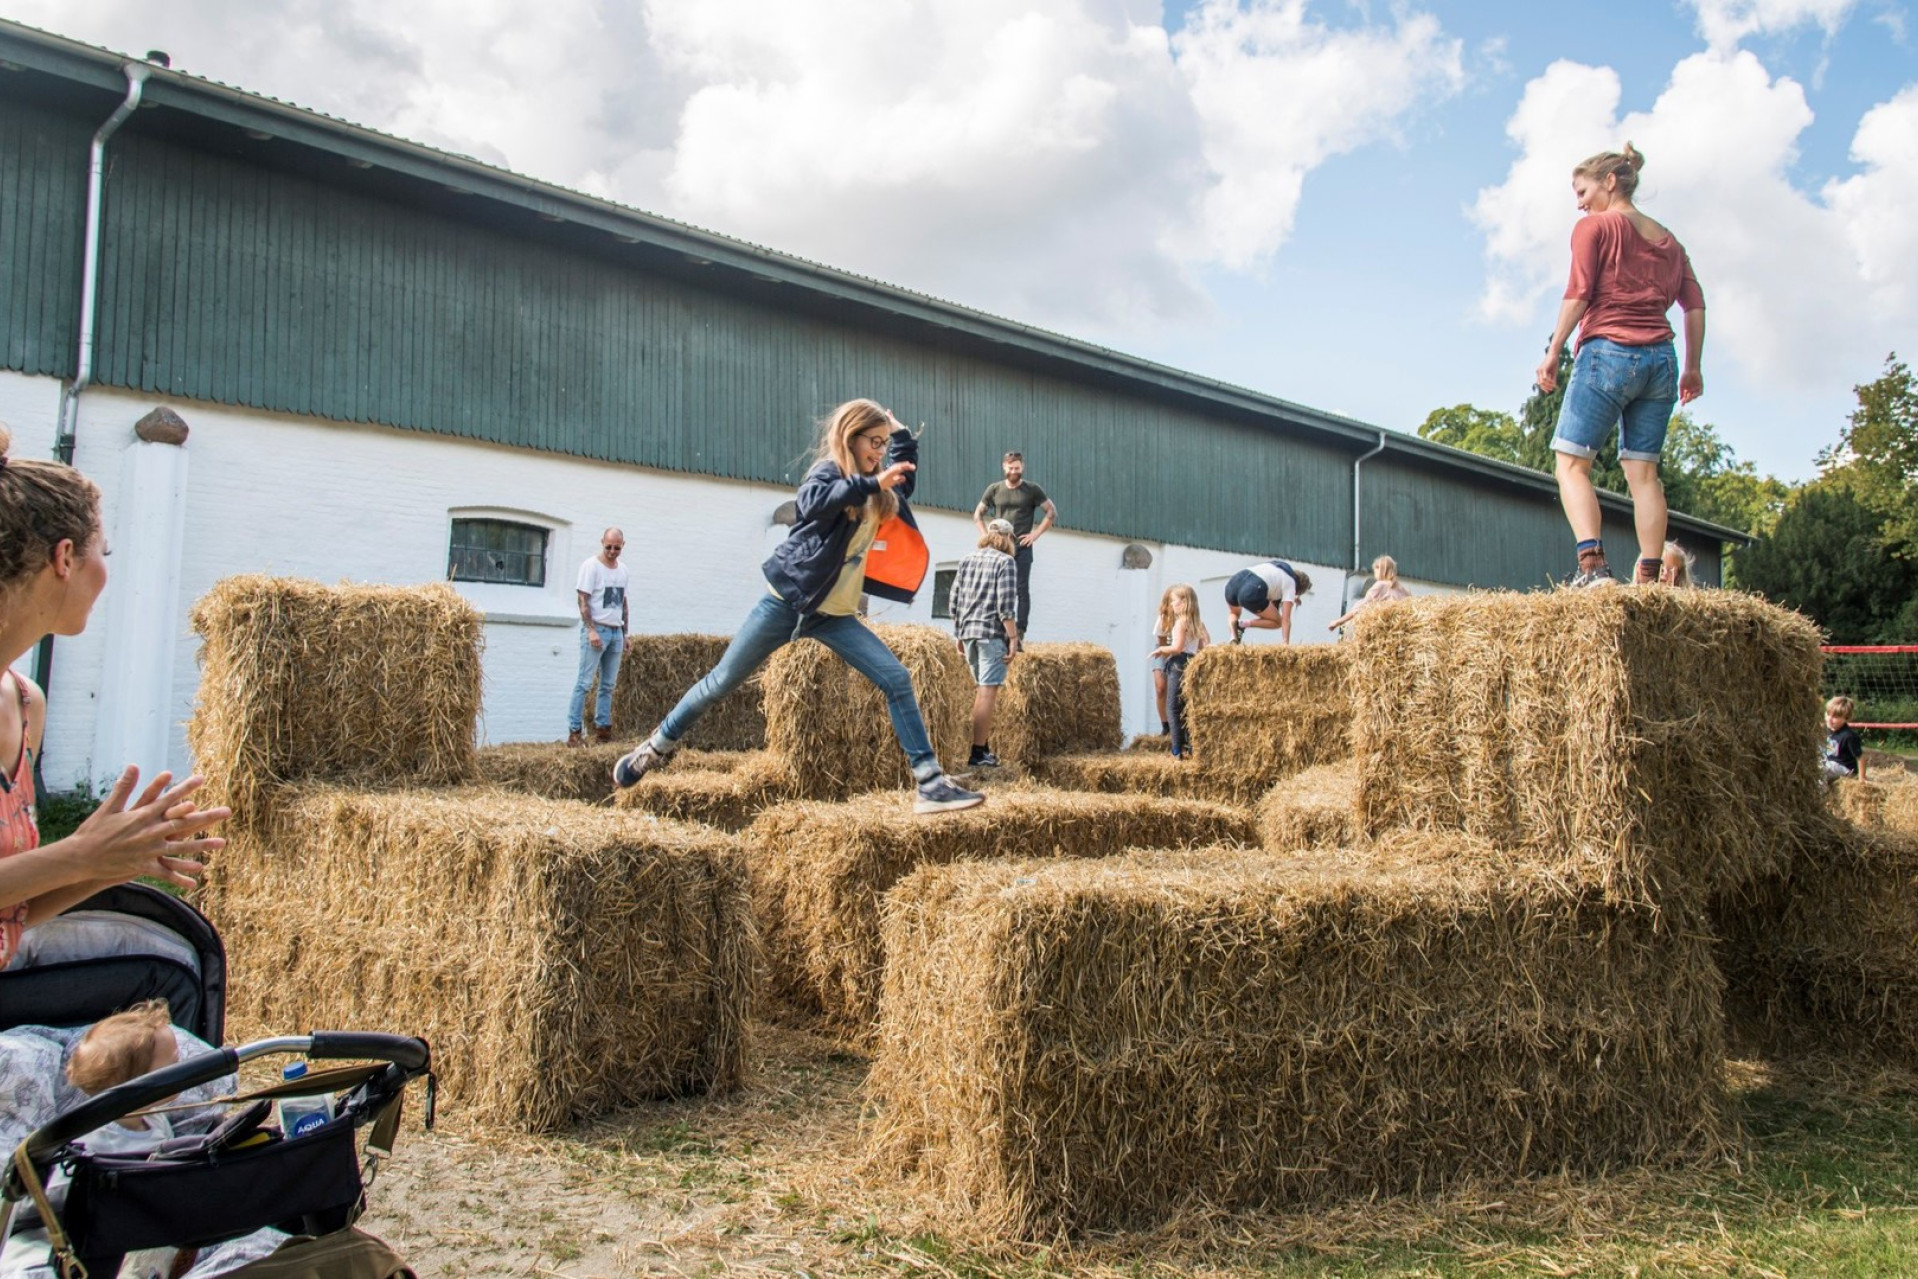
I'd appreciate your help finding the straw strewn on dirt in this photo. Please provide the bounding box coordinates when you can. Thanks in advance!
[762,624,972,799]
[1351,589,1824,904]
[1256,760,1358,853]
[869,836,1727,1238]
[1716,821,1918,1059]
[207,787,757,1132]
[746,789,1257,1034]
[612,751,798,832]
[991,643,1122,772]
[188,576,482,826]
[593,634,766,749]
[1183,644,1351,789]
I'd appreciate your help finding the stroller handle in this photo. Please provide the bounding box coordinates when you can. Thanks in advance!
[14,1032,430,1171]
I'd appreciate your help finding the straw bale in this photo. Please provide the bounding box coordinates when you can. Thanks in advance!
[1832,778,1918,835]
[762,624,971,799]
[188,576,482,827]
[592,634,766,749]
[1030,751,1247,802]
[612,751,798,832]
[1124,733,1170,754]
[476,742,763,807]
[1256,760,1358,853]
[746,789,1257,1034]
[205,786,757,1132]
[991,643,1122,772]
[1182,644,1352,789]
[1716,821,1918,1059]
[1352,589,1825,905]
[869,835,1728,1237]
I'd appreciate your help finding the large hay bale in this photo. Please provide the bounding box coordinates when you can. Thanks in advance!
[1831,778,1918,834]
[1257,760,1358,852]
[1352,589,1824,904]
[869,837,1727,1237]
[992,643,1122,772]
[762,623,971,799]
[1716,821,1918,1059]
[594,634,766,749]
[746,789,1257,1034]
[189,577,482,826]
[204,787,756,1131]
[1182,644,1351,792]
[612,750,798,832]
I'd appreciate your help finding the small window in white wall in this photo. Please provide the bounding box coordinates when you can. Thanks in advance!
[448,518,549,587]
[931,566,958,620]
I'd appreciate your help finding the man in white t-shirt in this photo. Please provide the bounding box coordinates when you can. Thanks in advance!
[568,528,632,746]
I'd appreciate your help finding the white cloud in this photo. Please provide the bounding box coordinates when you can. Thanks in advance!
[1472,49,1918,395]
[1686,0,1857,51]
[2,0,1464,332]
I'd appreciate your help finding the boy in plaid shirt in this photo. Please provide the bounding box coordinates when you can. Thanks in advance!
[951,520,1022,768]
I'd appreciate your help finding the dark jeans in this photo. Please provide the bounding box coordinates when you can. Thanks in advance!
[657,594,941,779]
[1165,654,1192,758]
[0,956,205,1034]
[1013,543,1033,635]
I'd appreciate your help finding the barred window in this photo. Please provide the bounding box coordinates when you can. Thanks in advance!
[448,518,548,587]
[931,567,957,620]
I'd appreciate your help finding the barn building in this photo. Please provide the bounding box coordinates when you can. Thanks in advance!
[0,20,1743,788]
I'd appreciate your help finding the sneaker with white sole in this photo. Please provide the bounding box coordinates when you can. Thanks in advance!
[1569,563,1616,589]
[968,749,1002,769]
[914,774,986,815]
[613,740,669,788]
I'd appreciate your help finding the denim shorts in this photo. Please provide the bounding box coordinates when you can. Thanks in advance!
[1224,569,1271,614]
[1551,337,1679,463]
[965,637,1008,687]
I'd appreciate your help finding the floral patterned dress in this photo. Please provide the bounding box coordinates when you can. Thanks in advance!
[0,672,39,968]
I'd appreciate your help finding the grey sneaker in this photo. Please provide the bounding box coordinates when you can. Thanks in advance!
[613,740,669,788]
[968,749,1002,769]
[1570,563,1616,589]
[914,774,986,815]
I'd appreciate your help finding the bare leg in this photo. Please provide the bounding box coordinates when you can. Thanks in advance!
[1621,457,1667,566]
[971,686,999,747]
[1152,669,1167,723]
[1555,451,1603,543]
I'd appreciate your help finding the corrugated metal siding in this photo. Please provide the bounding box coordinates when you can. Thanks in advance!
[60,127,1355,561]
[0,100,88,377]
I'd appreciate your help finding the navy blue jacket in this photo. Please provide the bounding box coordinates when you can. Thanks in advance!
[763,427,919,614]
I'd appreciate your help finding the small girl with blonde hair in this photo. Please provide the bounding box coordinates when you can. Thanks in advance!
[1328,554,1412,631]
[1150,584,1210,759]
[1149,585,1176,737]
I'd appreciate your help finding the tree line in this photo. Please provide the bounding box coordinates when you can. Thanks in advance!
[1418,353,1917,643]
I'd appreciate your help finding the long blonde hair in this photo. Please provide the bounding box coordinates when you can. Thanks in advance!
[1166,583,1209,649]
[1154,585,1177,640]
[812,399,899,523]
[1371,555,1398,588]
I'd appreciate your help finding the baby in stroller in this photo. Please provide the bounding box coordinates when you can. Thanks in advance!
[66,1002,181,1154]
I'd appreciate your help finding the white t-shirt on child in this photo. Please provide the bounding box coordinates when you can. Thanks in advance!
[575,557,630,629]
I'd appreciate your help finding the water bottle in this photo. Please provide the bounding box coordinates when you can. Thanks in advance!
[276,1062,334,1138]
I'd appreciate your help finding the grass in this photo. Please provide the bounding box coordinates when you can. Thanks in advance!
[366,1029,1918,1278]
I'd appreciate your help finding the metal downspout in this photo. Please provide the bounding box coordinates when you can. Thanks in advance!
[1347,431,1388,612]
[35,61,150,793]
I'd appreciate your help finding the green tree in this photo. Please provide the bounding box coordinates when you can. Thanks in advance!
[1417,405,1526,464]
[1819,354,1917,554]
[1733,481,1918,642]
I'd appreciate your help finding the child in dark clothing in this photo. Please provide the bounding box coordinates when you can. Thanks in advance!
[1823,695,1864,786]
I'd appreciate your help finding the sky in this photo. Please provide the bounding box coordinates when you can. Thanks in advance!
[4,0,1914,482]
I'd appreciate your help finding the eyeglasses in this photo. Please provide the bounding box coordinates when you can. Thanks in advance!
[603,544,623,552]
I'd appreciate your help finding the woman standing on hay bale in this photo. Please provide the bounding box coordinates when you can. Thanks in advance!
[0,426,227,986]
[1328,554,1411,633]
[1534,143,1706,589]
[614,402,984,815]
[1150,584,1209,759]
[1224,559,1311,644]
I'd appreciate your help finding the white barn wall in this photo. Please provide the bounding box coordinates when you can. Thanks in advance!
[4,371,1396,789]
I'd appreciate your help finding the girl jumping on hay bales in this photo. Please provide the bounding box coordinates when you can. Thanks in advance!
[1328,554,1411,633]
[1534,143,1706,589]
[1225,560,1311,644]
[1150,585,1209,759]
[614,401,985,815]
[0,425,228,977]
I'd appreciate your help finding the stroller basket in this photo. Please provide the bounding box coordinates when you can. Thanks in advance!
[3,1033,432,1279]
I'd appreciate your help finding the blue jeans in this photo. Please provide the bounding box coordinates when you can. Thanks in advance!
[656,595,941,780]
[1551,337,1679,463]
[568,623,625,731]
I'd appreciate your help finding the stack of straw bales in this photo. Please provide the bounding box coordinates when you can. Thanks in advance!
[592,634,765,749]
[746,789,1257,1035]
[1183,644,1352,796]
[870,839,1728,1237]
[1257,760,1358,852]
[1352,589,1826,904]
[762,624,972,798]
[474,741,629,804]
[190,577,755,1131]
[612,750,797,832]
[988,643,1122,772]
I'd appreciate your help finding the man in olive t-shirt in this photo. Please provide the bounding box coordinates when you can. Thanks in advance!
[974,451,1057,635]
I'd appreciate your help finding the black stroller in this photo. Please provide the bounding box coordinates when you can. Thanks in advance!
[0,886,434,1279]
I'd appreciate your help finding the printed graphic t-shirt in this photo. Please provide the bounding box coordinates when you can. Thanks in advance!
[816,508,881,618]
[576,557,630,628]
[979,481,1050,538]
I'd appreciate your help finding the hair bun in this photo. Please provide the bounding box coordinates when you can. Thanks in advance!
[1622,142,1645,172]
